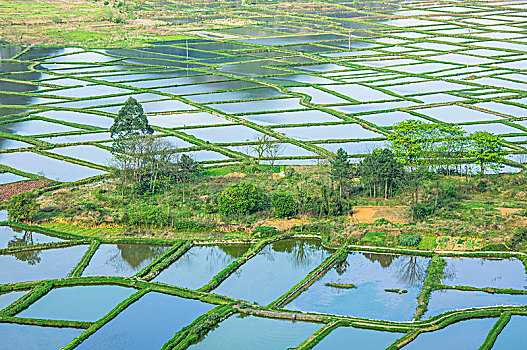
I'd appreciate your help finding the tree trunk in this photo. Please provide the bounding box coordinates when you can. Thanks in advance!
[385,179,388,200]
[373,181,376,198]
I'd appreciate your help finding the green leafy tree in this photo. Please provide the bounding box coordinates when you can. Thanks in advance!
[469,131,505,175]
[7,192,39,222]
[359,148,404,199]
[218,183,264,216]
[330,148,353,201]
[110,97,153,138]
[176,154,202,201]
[271,193,297,217]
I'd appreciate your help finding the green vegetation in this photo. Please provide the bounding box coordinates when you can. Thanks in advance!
[325,283,357,289]
[271,193,297,218]
[398,234,422,247]
[7,192,39,222]
[218,183,265,216]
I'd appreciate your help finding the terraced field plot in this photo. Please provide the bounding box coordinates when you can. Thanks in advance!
[0,224,526,349]
[1,0,527,182]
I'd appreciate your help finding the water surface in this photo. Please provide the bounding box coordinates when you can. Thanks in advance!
[76,292,214,349]
[82,244,169,277]
[213,238,331,305]
[288,252,430,321]
[0,323,83,350]
[154,245,249,289]
[18,285,136,321]
[189,315,319,349]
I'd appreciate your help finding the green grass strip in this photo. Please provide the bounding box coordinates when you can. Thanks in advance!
[69,240,101,277]
[138,242,192,281]
[161,304,235,350]
[479,312,511,350]
[1,282,53,317]
[0,239,91,255]
[198,234,293,293]
[269,247,346,308]
[0,315,90,329]
[414,256,446,321]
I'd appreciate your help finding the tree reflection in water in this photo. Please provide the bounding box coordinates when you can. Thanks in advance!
[106,244,167,272]
[8,231,41,265]
[272,239,324,269]
[364,252,427,287]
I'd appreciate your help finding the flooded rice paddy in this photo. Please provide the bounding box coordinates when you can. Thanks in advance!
[0,0,527,181]
[0,233,525,349]
[1,0,527,347]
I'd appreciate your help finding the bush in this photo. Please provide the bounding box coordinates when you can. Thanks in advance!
[253,226,278,237]
[271,193,297,218]
[398,234,422,247]
[218,183,264,216]
[7,192,39,222]
[413,203,434,221]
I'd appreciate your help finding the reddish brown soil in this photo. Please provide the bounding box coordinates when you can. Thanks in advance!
[0,180,53,202]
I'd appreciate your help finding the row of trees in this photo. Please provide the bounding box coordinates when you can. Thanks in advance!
[326,120,507,206]
[388,120,505,175]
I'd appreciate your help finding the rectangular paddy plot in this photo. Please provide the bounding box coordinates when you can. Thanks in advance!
[81,244,169,277]
[213,238,331,305]
[17,285,136,322]
[75,292,214,350]
[313,326,401,349]
[0,225,63,249]
[241,110,342,126]
[153,244,249,290]
[0,152,106,182]
[287,252,430,321]
[0,323,83,350]
[0,245,87,284]
[189,315,320,350]
[441,257,527,289]
[277,124,383,141]
[403,318,496,350]
[424,289,527,318]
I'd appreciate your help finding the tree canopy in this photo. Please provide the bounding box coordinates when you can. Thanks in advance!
[218,183,265,216]
[110,97,153,139]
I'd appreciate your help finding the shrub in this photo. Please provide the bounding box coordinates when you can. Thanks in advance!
[218,183,264,216]
[271,193,297,218]
[398,234,422,247]
[413,203,434,221]
[7,192,39,222]
[253,226,278,237]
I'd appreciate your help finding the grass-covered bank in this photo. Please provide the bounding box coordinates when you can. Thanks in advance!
[17,163,527,255]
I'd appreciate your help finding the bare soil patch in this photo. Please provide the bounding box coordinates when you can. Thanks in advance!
[352,206,410,224]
